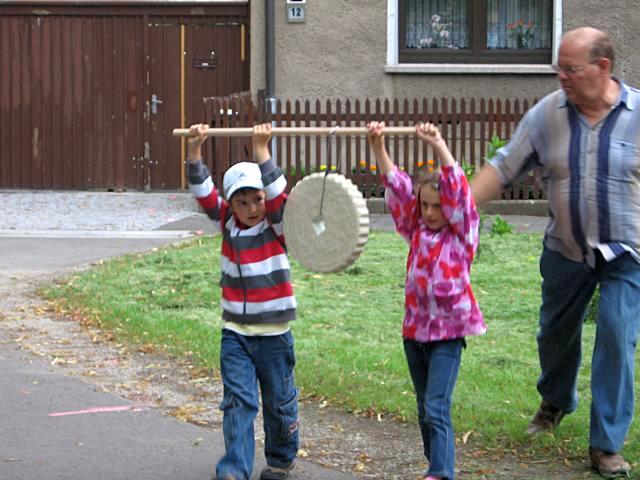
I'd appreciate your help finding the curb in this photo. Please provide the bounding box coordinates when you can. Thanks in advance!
[0,230,195,239]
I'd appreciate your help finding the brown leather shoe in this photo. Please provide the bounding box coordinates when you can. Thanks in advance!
[525,399,565,434]
[589,448,631,478]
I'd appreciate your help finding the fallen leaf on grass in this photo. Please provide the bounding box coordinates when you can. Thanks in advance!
[187,366,211,380]
[462,430,473,444]
[138,343,156,354]
[330,424,344,433]
[475,469,496,475]
[188,377,210,384]
[357,452,372,463]
[170,404,208,424]
[51,357,78,366]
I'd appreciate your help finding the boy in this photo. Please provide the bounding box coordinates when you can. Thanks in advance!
[186,123,299,480]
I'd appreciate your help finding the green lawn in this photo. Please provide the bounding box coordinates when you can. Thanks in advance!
[44,231,640,462]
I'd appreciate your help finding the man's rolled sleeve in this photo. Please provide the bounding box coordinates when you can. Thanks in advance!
[489,110,538,186]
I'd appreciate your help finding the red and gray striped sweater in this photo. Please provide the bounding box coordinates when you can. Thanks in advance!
[187,158,296,324]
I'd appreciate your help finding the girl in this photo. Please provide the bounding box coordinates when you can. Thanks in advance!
[367,122,486,480]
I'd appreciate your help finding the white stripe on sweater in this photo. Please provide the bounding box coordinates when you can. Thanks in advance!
[221,253,290,278]
[221,295,297,314]
[264,175,287,200]
[189,176,214,198]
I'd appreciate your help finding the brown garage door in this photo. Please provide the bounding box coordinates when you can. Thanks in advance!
[0,3,249,190]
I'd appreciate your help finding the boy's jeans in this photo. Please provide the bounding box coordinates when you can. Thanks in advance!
[216,329,299,480]
[404,338,464,480]
[537,247,640,452]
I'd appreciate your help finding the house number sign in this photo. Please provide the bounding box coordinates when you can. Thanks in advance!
[286,0,306,23]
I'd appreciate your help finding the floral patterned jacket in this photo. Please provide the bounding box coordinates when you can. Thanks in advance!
[383,165,486,343]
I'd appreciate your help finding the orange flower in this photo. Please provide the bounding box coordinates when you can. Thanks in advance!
[370,165,377,171]
[417,160,425,167]
[427,159,435,165]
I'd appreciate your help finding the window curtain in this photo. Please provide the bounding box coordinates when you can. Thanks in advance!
[487,0,552,49]
[404,0,469,49]
[405,0,551,50]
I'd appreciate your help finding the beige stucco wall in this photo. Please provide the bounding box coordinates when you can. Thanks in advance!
[250,0,640,103]
[562,1,640,83]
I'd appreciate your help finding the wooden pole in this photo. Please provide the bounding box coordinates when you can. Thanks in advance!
[172,126,418,137]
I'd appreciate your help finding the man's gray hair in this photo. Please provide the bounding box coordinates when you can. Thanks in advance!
[589,32,615,71]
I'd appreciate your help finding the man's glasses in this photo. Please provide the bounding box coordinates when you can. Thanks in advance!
[552,59,600,75]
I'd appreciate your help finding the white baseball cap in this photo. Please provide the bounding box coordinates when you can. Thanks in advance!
[223,162,264,201]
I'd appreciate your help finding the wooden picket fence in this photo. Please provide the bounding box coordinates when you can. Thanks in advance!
[203,92,545,200]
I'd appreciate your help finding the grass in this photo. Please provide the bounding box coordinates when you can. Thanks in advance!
[44,231,640,464]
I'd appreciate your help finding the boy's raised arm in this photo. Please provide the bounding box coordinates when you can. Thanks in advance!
[187,123,209,162]
[252,123,272,164]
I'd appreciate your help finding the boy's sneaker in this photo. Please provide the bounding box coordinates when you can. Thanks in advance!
[259,463,294,480]
[525,399,565,434]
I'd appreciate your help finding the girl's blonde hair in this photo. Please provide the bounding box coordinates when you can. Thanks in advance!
[415,167,441,194]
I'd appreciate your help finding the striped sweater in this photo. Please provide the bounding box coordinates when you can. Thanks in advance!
[187,158,297,324]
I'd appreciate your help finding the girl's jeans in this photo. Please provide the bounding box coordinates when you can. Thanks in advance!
[538,246,640,452]
[215,329,299,480]
[404,338,464,480]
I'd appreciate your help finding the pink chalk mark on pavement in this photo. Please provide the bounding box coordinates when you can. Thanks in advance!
[49,405,144,417]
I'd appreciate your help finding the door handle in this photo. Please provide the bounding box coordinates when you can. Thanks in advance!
[151,94,164,114]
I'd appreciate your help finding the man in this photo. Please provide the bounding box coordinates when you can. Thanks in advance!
[472,27,640,478]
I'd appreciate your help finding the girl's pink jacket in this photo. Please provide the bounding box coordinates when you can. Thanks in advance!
[383,165,486,343]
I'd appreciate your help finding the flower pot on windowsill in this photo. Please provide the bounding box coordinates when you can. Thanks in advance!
[517,35,527,49]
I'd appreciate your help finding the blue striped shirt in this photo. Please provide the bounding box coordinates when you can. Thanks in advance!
[490,78,640,266]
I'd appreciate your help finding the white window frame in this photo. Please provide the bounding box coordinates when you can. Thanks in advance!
[386,0,562,74]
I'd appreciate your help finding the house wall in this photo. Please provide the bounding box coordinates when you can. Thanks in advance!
[250,0,640,103]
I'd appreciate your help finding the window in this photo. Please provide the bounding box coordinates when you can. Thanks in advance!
[399,0,553,64]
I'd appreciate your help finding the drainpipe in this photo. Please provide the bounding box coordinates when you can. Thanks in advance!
[265,0,277,160]
[265,0,275,101]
